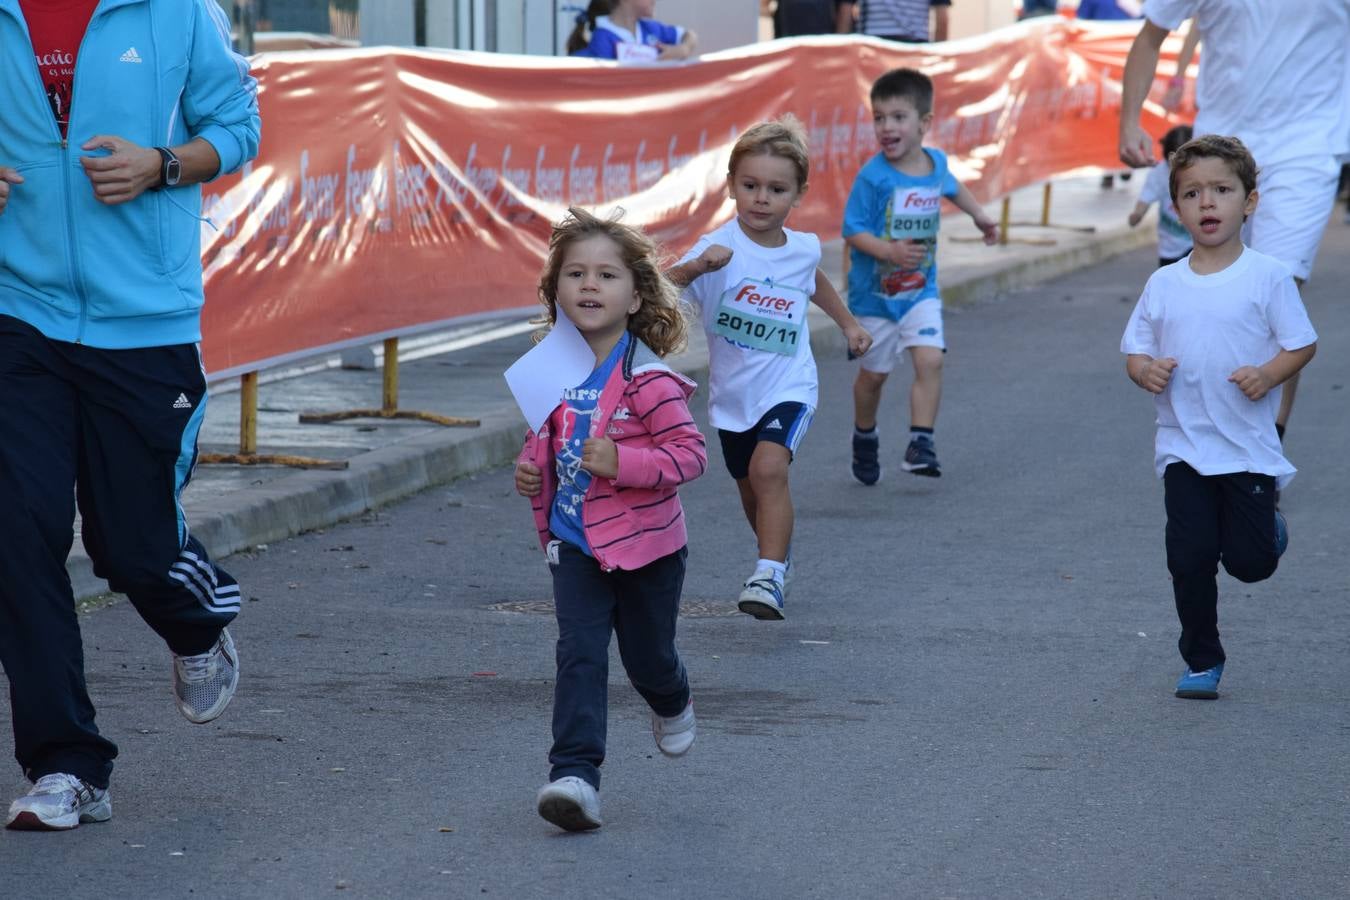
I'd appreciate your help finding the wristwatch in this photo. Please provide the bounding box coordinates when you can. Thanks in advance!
[153,146,181,190]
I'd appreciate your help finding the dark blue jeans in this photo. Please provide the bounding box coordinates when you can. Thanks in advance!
[1164,463,1279,672]
[547,541,690,790]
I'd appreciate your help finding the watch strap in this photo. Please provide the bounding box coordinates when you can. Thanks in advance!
[153,146,181,190]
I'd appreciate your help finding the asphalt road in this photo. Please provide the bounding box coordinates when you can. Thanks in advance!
[3,225,1349,899]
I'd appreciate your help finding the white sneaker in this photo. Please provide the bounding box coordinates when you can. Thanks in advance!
[737,569,785,620]
[536,776,602,831]
[652,700,696,757]
[6,773,112,831]
[173,628,239,724]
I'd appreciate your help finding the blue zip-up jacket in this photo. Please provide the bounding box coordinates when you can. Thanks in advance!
[0,0,260,349]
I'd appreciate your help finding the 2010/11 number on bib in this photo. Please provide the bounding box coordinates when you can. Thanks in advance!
[716,311,798,347]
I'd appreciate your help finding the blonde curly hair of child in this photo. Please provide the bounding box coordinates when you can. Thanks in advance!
[536,206,689,357]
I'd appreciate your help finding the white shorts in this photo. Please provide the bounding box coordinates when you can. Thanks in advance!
[856,303,945,375]
[1242,155,1341,281]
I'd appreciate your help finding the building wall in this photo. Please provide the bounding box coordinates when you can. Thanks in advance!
[358,0,756,56]
[657,0,758,55]
[949,0,1018,40]
[256,0,330,32]
[359,2,415,45]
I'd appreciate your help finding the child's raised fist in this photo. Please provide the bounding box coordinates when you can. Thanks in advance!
[698,245,733,274]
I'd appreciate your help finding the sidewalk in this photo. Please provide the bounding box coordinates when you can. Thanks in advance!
[69,175,1151,599]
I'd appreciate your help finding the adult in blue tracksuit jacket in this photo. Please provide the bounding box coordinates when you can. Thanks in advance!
[0,0,259,831]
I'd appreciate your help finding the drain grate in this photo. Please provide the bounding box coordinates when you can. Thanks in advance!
[485,599,738,618]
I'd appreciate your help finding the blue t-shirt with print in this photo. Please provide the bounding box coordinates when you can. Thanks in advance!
[549,332,630,554]
[573,17,682,59]
[843,148,960,321]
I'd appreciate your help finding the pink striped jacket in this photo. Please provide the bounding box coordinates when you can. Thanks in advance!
[518,338,707,572]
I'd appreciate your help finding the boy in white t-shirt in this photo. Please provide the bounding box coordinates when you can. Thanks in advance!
[1120,0,1349,441]
[1121,135,1317,700]
[669,117,871,620]
[1128,124,1193,267]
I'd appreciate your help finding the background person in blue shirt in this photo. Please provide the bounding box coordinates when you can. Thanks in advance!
[1075,0,1141,20]
[843,68,998,486]
[568,0,698,61]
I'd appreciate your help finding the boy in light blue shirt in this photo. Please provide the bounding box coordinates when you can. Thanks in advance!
[843,68,997,485]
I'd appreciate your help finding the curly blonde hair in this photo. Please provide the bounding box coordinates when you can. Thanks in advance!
[536,207,688,357]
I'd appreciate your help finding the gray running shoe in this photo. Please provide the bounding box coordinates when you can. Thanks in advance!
[173,628,240,724]
[6,773,111,831]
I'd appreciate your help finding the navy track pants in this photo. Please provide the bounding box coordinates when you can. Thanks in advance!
[0,316,240,789]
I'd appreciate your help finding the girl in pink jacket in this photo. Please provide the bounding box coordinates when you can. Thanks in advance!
[514,207,707,832]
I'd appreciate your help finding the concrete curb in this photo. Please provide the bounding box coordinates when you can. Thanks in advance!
[942,223,1153,308]
[69,223,1151,600]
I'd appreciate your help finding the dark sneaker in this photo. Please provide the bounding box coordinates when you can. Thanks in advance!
[1275,511,1288,557]
[537,776,602,831]
[173,628,239,724]
[851,432,880,485]
[1175,663,1224,699]
[6,773,111,831]
[901,435,941,477]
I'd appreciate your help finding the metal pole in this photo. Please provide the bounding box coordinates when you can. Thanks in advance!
[1041,183,1053,227]
[999,196,1011,246]
[382,337,399,413]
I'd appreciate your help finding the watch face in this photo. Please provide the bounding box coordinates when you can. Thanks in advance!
[165,158,182,186]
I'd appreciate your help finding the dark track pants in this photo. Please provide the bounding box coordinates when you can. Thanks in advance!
[1164,463,1279,672]
[0,316,240,789]
[547,541,690,790]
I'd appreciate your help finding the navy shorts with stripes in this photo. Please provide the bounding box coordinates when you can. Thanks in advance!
[716,401,814,480]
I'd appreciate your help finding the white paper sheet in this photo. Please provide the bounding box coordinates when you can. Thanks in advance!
[503,311,596,433]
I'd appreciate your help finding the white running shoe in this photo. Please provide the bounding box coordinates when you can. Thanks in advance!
[738,569,785,620]
[6,773,111,831]
[173,628,239,724]
[652,700,696,757]
[536,776,602,831]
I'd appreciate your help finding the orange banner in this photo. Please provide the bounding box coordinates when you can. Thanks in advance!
[200,18,1189,379]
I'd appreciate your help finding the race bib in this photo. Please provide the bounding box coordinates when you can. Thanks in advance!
[879,185,941,300]
[713,277,806,356]
[888,186,940,240]
[616,42,660,64]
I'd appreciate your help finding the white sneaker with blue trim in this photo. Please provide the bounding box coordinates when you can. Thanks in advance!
[738,569,785,620]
